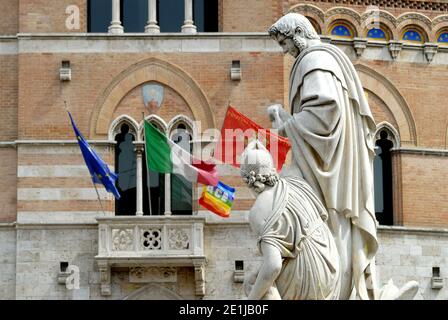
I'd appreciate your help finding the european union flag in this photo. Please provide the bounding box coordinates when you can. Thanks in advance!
[68,111,121,199]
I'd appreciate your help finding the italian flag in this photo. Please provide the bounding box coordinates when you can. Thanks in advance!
[144,120,219,186]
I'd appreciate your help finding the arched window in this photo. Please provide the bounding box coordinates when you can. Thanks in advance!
[170,123,193,215]
[115,123,137,215]
[143,120,165,215]
[437,29,448,45]
[330,22,354,39]
[366,27,390,41]
[401,27,425,43]
[374,129,396,225]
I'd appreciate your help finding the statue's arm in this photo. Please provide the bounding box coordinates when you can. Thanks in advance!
[280,70,343,162]
[247,242,282,300]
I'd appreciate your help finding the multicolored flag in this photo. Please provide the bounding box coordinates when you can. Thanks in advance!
[144,120,219,186]
[213,106,291,171]
[199,182,235,218]
[68,111,121,199]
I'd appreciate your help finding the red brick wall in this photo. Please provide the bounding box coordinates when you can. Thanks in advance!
[0,149,17,222]
[0,55,18,141]
[19,0,87,33]
[222,0,282,32]
[18,52,285,140]
[401,153,448,227]
[0,0,19,35]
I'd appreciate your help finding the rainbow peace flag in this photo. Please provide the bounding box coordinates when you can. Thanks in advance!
[199,182,235,218]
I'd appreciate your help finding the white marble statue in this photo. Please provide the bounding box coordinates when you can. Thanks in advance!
[241,140,341,300]
[264,13,418,300]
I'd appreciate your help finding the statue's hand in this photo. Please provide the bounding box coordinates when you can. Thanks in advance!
[267,104,283,129]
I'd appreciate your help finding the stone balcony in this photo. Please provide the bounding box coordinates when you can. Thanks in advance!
[95,216,206,297]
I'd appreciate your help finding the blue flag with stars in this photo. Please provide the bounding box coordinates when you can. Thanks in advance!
[68,111,121,199]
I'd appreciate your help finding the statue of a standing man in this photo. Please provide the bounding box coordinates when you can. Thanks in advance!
[267,13,378,300]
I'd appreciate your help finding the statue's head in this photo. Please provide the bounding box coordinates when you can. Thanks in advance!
[268,13,320,58]
[240,140,279,194]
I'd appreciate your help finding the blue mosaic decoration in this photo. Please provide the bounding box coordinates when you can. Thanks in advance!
[402,30,423,42]
[331,24,352,38]
[437,32,448,43]
[367,28,387,40]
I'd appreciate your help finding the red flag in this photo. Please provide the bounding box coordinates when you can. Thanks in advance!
[213,106,291,171]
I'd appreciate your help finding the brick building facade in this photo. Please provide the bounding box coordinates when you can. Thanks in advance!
[0,0,447,300]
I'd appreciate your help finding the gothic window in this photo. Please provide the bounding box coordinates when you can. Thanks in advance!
[170,122,193,215]
[115,123,137,215]
[374,129,395,226]
[330,22,354,39]
[88,0,112,32]
[143,120,165,215]
[366,27,390,41]
[437,29,448,45]
[401,27,425,43]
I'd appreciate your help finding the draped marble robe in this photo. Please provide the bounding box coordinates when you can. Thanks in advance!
[251,176,340,300]
[278,43,378,300]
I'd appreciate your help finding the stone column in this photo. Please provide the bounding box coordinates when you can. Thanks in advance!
[134,142,144,216]
[109,0,124,34]
[145,0,160,33]
[181,0,197,33]
[164,174,172,215]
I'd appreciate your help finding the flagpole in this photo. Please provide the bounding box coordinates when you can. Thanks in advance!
[64,100,109,216]
[143,112,153,216]
[93,182,107,215]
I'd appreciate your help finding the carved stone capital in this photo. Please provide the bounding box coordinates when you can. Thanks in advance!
[193,260,206,297]
[98,261,111,296]
[133,141,145,154]
[423,43,439,63]
[388,41,403,60]
[353,38,368,57]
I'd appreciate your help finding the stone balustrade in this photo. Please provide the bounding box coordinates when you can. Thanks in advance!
[95,216,206,296]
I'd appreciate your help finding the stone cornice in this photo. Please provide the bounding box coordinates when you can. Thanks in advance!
[378,225,448,236]
[392,147,448,156]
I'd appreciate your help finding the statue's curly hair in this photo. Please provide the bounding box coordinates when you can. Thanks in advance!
[241,170,279,193]
[268,13,319,40]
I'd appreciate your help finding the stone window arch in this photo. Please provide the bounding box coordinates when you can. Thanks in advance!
[365,24,392,41]
[436,28,448,46]
[400,25,427,43]
[329,21,356,39]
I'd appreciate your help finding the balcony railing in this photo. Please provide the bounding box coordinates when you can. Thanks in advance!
[95,215,206,296]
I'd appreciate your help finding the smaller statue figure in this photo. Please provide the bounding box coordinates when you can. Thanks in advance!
[241,140,341,300]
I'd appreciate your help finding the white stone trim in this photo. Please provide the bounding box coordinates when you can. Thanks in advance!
[0,39,17,55]
[197,210,250,224]
[17,211,114,224]
[2,34,448,65]
[378,225,448,236]
[392,147,448,156]
[18,165,92,177]
[17,188,112,201]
